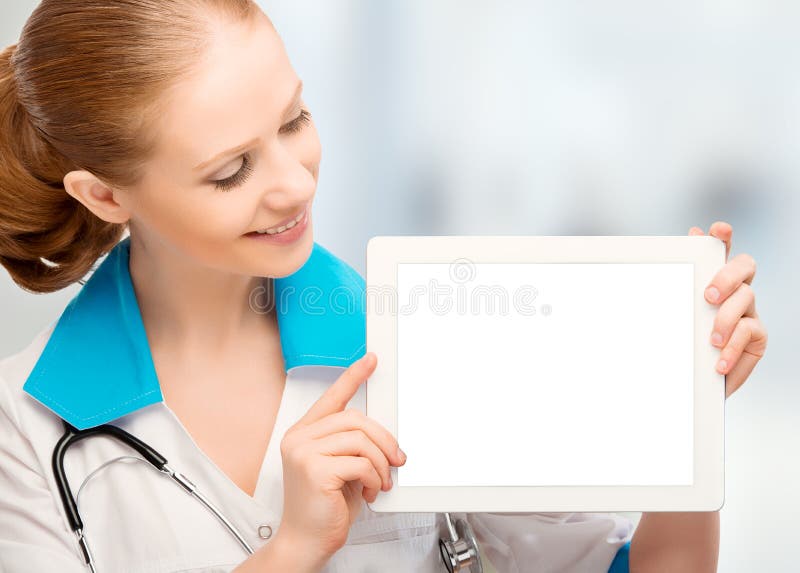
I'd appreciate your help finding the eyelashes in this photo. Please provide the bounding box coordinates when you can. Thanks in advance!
[214,152,254,192]
[281,108,312,136]
[213,108,313,192]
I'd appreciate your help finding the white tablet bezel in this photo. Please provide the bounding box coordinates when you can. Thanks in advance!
[365,235,726,513]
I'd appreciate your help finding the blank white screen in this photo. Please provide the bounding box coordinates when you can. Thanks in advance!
[396,263,694,486]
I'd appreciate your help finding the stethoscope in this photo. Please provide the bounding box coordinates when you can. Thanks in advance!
[53,419,483,572]
[439,512,484,572]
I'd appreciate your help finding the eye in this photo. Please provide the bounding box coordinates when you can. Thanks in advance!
[212,108,312,192]
[213,152,254,192]
[280,108,312,135]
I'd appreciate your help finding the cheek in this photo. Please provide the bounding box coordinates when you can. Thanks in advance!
[136,185,252,247]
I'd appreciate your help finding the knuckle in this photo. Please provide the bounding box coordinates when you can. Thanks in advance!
[741,283,755,305]
[344,407,364,424]
[280,433,306,463]
[280,443,296,465]
[350,429,370,455]
[356,428,370,446]
[359,456,373,474]
[712,316,725,335]
[369,464,382,486]
[282,442,302,465]
[333,395,348,411]
[736,252,756,270]
[279,432,294,455]
[729,322,746,346]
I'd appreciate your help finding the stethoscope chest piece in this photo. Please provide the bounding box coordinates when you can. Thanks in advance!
[439,512,483,573]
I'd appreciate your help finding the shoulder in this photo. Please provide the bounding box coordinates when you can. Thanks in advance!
[0,322,66,449]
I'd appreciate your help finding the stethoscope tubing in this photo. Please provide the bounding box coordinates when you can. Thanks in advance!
[52,419,481,572]
[52,419,254,572]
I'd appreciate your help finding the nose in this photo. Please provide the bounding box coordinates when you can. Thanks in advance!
[258,139,316,211]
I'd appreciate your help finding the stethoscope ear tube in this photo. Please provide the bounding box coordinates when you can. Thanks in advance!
[54,419,478,571]
[51,418,255,571]
[52,419,169,533]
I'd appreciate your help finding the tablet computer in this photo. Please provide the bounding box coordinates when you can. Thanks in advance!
[365,235,726,512]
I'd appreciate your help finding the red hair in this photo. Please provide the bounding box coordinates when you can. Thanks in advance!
[0,0,259,293]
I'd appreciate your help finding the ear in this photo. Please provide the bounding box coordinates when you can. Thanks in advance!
[63,170,133,225]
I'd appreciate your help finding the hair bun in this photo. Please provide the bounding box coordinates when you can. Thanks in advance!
[0,41,124,293]
[0,0,259,293]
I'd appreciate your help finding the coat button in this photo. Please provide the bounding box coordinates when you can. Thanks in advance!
[257,524,273,539]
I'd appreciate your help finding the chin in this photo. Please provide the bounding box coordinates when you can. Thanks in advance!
[260,230,315,279]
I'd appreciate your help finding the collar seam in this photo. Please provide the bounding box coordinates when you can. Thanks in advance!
[26,383,162,424]
[283,343,366,363]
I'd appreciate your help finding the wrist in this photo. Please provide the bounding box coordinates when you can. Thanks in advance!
[270,525,332,573]
[631,511,719,572]
[231,526,330,573]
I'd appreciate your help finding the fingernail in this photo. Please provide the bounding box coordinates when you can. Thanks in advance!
[396,447,406,464]
[717,359,727,372]
[711,332,723,346]
[388,474,393,489]
[706,286,719,302]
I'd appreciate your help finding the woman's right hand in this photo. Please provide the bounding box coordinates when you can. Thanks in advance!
[277,351,407,565]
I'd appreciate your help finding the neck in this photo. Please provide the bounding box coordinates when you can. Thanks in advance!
[127,232,273,354]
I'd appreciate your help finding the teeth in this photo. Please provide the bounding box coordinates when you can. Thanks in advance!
[255,209,306,234]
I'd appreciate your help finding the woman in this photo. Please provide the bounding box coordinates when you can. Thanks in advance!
[0,1,767,572]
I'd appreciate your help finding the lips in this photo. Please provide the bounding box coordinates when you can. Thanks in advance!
[248,203,308,235]
[244,206,310,244]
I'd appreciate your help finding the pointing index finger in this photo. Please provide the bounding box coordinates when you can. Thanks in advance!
[296,352,377,426]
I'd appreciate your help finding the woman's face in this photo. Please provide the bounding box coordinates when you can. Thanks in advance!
[123,11,319,278]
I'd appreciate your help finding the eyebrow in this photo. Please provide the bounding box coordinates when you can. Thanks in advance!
[193,79,304,172]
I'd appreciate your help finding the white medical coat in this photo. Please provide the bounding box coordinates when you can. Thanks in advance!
[0,238,634,572]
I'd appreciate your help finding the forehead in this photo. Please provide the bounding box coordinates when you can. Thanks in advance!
[153,15,298,170]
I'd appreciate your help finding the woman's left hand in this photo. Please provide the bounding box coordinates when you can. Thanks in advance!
[689,221,768,398]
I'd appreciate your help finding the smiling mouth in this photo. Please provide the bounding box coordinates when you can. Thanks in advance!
[248,205,308,235]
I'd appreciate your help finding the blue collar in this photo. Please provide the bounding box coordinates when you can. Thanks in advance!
[22,236,366,430]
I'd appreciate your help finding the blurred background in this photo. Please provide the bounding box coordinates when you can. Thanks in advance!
[1,1,797,570]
